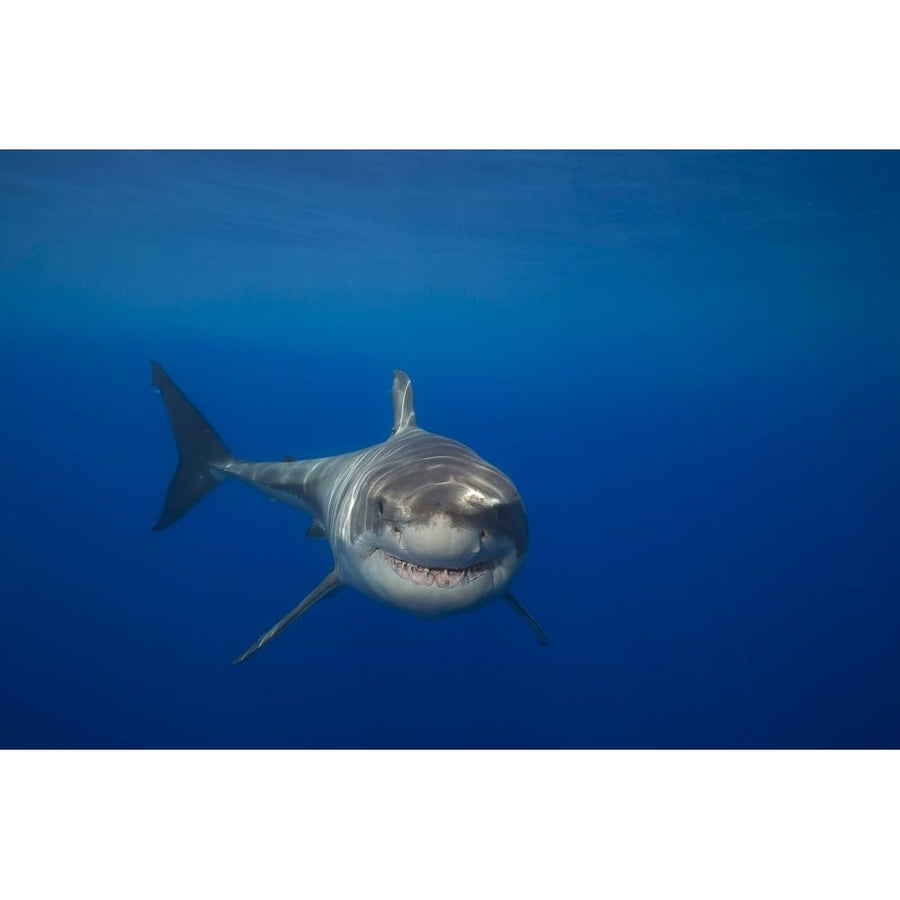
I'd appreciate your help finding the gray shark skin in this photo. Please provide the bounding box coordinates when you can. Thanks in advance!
[150,362,546,663]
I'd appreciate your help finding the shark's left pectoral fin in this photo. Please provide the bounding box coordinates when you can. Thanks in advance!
[233,569,341,664]
[504,592,548,646]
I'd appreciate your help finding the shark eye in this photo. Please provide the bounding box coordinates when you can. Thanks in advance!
[376,499,384,516]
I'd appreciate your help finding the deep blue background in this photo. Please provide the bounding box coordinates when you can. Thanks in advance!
[1,150,898,748]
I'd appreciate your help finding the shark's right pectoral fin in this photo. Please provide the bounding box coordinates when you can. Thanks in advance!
[233,569,341,664]
[504,592,548,646]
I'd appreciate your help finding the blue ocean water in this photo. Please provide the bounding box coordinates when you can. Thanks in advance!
[1,150,898,748]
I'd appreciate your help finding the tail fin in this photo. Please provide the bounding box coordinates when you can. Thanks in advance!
[151,361,233,531]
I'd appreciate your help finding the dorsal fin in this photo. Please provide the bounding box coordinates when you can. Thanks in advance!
[391,370,417,435]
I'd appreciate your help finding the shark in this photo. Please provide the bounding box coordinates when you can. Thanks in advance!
[150,362,546,663]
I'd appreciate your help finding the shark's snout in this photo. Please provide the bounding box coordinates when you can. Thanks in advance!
[391,515,486,565]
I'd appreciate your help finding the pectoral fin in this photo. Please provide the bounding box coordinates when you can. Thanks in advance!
[504,592,547,646]
[233,569,341,664]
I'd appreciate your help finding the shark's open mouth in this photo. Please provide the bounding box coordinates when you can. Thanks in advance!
[382,551,491,589]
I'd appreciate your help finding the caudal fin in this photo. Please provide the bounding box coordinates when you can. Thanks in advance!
[151,361,233,531]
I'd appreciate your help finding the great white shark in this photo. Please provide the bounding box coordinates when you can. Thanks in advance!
[151,362,546,663]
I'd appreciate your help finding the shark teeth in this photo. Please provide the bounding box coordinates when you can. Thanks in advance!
[382,551,490,588]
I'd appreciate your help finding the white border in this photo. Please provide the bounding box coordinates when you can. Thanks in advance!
[2,2,898,148]
[2,751,899,899]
